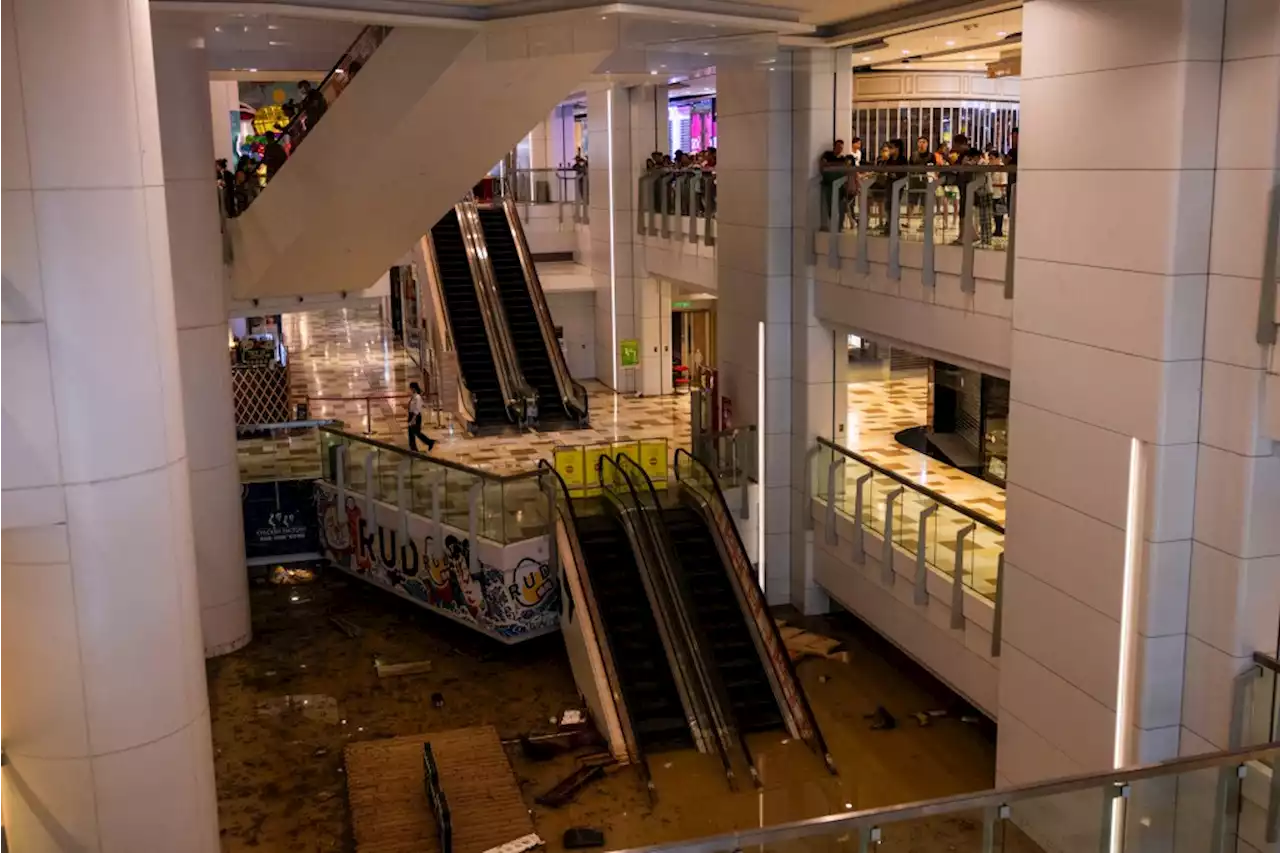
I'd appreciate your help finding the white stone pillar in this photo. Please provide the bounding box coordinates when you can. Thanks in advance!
[1,0,221,849]
[715,55,795,603]
[588,84,668,394]
[1003,0,1226,789]
[1183,0,1280,755]
[153,13,252,656]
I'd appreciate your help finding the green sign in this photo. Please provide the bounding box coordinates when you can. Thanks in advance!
[619,339,639,368]
[672,300,693,309]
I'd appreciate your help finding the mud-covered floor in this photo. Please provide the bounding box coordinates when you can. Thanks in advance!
[209,569,1019,853]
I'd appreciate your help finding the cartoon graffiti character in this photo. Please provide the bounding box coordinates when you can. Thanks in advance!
[319,491,353,564]
[345,497,371,574]
[511,558,553,608]
[458,569,486,622]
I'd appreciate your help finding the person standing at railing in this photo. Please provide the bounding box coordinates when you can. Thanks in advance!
[950,134,974,244]
[408,382,436,452]
[988,149,1008,239]
[820,139,854,230]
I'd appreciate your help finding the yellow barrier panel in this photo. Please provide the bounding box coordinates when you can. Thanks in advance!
[638,438,669,488]
[554,447,586,497]
[582,444,613,496]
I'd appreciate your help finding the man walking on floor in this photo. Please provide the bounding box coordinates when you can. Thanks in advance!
[408,382,435,452]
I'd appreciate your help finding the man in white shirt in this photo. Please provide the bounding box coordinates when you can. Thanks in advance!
[407,382,435,452]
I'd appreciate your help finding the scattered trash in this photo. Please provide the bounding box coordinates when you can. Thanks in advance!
[313,747,329,757]
[960,715,981,725]
[431,692,445,708]
[818,675,830,684]
[535,764,606,808]
[329,615,362,638]
[662,762,672,770]
[519,735,561,762]
[563,827,605,849]
[576,752,614,769]
[512,730,605,761]
[270,565,316,585]
[373,659,433,679]
[775,620,849,663]
[911,709,949,728]
[560,709,585,727]
[255,694,340,724]
[480,833,544,853]
[865,706,897,731]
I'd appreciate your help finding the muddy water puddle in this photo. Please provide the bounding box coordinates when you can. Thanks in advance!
[210,571,1001,852]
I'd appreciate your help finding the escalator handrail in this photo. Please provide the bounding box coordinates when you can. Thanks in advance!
[497,198,588,422]
[673,447,835,772]
[421,216,477,431]
[614,454,752,785]
[454,201,533,421]
[597,454,716,759]
[535,460,643,768]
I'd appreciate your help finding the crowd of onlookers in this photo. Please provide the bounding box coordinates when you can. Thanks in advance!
[217,77,345,218]
[644,147,716,172]
[820,128,1018,246]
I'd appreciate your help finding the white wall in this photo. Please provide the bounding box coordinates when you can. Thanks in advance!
[853,69,1021,103]
[546,291,596,379]
[208,80,238,167]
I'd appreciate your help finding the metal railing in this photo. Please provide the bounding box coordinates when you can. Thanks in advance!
[233,25,391,216]
[692,425,756,493]
[817,163,1017,298]
[302,391,441,437]
[495,167,589,225]
[637,168,717,247]
[605,741,1280,853]
[812,437,1005,652]
[319,426,545,545]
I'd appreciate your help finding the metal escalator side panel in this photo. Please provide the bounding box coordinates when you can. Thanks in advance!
[423,215,477,431]
[498,198,587,422]
[672,449,834,770]
[455,200,533,421]
[597,456,710,755]
[543,474,639,765]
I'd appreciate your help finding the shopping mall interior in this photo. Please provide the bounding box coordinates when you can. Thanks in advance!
[3,0,1280,851]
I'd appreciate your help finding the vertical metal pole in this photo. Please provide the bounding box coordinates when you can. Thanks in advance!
[688,175,699,244]
[467,480,482,575]
[951,522,975,629]
[1003,182,1017,300]
[703,176,716,246]
[852,471,873,565]
[396,457,410,543]
[881,486,904,586]
[1097,784,1127,853]
[660,175,673,239]
[856,182,870,274]
[990,552,1005,657]
[828,176,846,269]
[888,177,908,280]
[546,475,559,573]
[637,174,649,236]
[1256,183,1279,345]
[430,475,443,561]
[914,503,938,605]
[923,180,936,288]
[365,396,373,435]
[825,457,843,545]
[364,448,377,527]
[334,444,347,510]
[961,180,979,294]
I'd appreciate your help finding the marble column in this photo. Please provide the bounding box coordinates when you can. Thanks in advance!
[1002,0,1276,793]
[1,0,221,849]
[153,11,252,657]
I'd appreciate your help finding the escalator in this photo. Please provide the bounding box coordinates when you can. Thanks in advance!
[475,204,586,430]
[430,208,511,432]
[574,510,694,752]
[661,505,785,734]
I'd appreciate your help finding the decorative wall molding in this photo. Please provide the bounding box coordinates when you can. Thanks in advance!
[854,70,1021,104]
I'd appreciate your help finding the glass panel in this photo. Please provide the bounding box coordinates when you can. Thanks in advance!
[970,523,1003,600]
[376,448,400,507]
[504,477,546,543]
[1002,784,1110,853]
[1126,765,1244,853]
[443,467,479,532]
[483,477,504,542]
[877,807,994,852]
[345,439,374,496]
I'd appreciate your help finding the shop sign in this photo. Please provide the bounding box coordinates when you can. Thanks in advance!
[242,480,320,559]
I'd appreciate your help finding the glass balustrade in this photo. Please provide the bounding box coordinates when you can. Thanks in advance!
[618,742,1278,853]
[322,426,545,545]
[494,167,590,223]
[811,437,1004,606]
[635,168,717,246]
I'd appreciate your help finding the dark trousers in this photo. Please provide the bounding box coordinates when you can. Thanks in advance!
[408,415,433,452]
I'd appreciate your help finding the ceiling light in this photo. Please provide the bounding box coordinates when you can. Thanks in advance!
[997,31,1008,37]
[861,55,871,61]
[269,40,289,46]
[702,52,709,56]
[214,25,222,32]
[243,25,249,32]
[966,54,977,59]
[650,70,658,75]
[248,67,258,72]
[267,23,279,30]
[945,40,955,46]
[901,49,910,54]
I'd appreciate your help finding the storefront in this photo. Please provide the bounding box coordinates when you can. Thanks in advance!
[230,315,293,426]
[668,96,716,154]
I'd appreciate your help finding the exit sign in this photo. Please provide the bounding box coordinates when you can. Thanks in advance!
[673,300,693,309]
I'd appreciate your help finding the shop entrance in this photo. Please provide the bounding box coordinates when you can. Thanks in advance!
[671,302,715,393]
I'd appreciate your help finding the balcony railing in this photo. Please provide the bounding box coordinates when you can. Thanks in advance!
[604,741,1280,853]
[816,163,1017,297]
[811,436,1005,652]
[637,168,717,247]
[493,167,589,225]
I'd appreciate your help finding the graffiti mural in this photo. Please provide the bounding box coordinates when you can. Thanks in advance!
[315,484,559,642]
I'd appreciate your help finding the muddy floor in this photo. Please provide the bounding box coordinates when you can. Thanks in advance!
[209,568,1030,853]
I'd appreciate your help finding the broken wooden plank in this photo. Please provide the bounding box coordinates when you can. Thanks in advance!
[375,659,433,678]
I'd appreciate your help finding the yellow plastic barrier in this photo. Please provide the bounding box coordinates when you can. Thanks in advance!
[638,438,669,488]
[554,446,586,497]
[582,444,613,496]
[553,437,671,497]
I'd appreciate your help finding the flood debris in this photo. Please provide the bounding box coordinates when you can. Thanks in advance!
[534,764,606,808]
[911,709,949,727]
[329,614,363,638]
[865,706,897,731]
[431,692,446,708]
[563,827,606,849]
[270,565,316,585]
[480,832,544,853]
[255,694,340,724]
[373,658,433,678]
[775,620,849,663]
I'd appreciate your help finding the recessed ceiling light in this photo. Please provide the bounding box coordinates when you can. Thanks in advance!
[214,25,222,32]
[966,54,977,59]
[945,40,955,46]
[702,52,709,56]
[650,70,658,75]
[267,23,279,30]
[996,31,1008,37]
[659,63,666,68]
[861,55,871,61]
[901,49,910,54]
[268,40,289,46]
